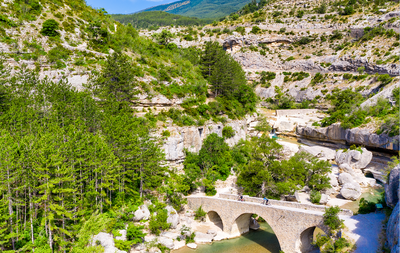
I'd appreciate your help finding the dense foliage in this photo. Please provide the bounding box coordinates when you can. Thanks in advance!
[112,11,212,29]
[314,206,351,253]
[181,129,331,198]
[0,54,172,252]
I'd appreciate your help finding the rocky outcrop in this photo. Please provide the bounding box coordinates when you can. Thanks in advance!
[296,124,399,152]
[133,205,150,221]
[249,217,260,230]
[385,165,400,208]
[361,82,399,108]
[163,116,256,161]
[92,232,126,253]
[166,206,180,229]
[328,55,399,76]
[386,202,400,253]
[335,148,373,170]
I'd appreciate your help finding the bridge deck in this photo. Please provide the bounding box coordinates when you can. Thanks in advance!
[217,193,353,216]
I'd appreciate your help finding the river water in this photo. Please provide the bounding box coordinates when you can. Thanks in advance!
[173,222,281,253]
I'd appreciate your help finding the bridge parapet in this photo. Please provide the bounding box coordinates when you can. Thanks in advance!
[218,193,353,216]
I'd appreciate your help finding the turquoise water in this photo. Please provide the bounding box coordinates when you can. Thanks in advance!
[173,222,281,253]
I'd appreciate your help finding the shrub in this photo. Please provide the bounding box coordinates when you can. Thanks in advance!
[377,74,393,86]
[316,3,327,14]
[296,10,304,18]
[222,126,235,139]
[115,240,132,251]
[194,206,207,221]
[342,6,355,15]
[358,198,376,214]
[285,56,295,62]
[357,66,365,74]
[343,73,353,80]
[149,209,170,235]
[41,19,60,37]
[127,223,147,244]
[310,190,321,204]
[251,26,261,34]
[260,71,276,83]
[323,206,344,231]
[296,37,312,45]
[162,130,170,137]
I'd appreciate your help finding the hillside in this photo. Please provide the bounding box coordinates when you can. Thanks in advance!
[141,0,253,19]
[112,11,213,29]
[0,0,399,252]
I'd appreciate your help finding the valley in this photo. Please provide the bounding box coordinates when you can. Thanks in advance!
[0,0,398,253]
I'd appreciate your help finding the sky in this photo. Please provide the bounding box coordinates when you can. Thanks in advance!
[85,0,176,14]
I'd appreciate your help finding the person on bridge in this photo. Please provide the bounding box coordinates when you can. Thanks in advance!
[239,195,244,202]
[263,197,270,205]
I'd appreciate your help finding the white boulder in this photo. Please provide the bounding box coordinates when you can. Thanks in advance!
[340,183,362,200]
[194,232,214,243]
[187,243,198,249]
[158,237,175,249]
[133,205,150,221]
[338,172,355,185]
[92,232,126,253]
[319,194,330,204]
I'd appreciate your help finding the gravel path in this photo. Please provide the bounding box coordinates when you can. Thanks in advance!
[341,213,386,253]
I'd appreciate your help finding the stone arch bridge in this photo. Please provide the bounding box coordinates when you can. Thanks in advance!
[187,194,352,253]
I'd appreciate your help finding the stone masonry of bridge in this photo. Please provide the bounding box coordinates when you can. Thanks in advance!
[187,194,353,253]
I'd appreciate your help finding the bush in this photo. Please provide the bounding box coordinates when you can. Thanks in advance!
[251,26,261,34]
[41,19,60,37]
[296,37,312,45]
[310,190,321,204]
[377,74,393,86]
[194,206,207,221]
[342,6,355,15]
[162,130,170,137]
[296,10,304,18]
[222,126,235,139]
[115,240,132,251]
[323,206,344,231]
[358,198,376,214]
[149,209,170,235]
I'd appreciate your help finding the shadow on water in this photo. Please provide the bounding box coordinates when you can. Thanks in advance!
[173,222,281,253]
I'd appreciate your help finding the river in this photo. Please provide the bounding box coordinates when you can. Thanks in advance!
[173,222,281,253]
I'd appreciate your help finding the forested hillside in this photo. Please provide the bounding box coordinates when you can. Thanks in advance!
[141,0,253,19]
[0,0,258,252]
[112,11,212,29]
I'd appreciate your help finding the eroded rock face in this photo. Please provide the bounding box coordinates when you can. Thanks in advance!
[385,165,400,208]
[386,202,400,253]
[296,124,399,152]
[340,183,361,200]
[163,116,255,161]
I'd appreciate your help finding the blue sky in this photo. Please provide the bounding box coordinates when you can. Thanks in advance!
[85,0,175,14]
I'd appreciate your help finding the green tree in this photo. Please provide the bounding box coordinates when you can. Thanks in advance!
[153,29,174,45]
[41,19,60,37]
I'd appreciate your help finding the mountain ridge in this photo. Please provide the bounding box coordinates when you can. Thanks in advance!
[139,0,253,19]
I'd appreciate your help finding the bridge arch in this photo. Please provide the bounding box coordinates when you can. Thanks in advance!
[231,212,282,251]
[206,210,224,231]
[296,226,326,253]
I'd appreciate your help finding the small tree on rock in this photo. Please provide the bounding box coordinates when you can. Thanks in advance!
[41,19,59,37]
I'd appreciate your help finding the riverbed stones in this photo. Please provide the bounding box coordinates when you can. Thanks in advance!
[319,194,330,204]
[340,183,362,200]
[207,229,217,236]
[194,232,214,243]
[339,163,354,175]
[385,165,400,208]
[299,145,336,160]
[249,217,260,230]
[338,172,355,185]
[133,205,150,221]
[328,174,339,187]
[158,237,175,249]
[187,243,198,249]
